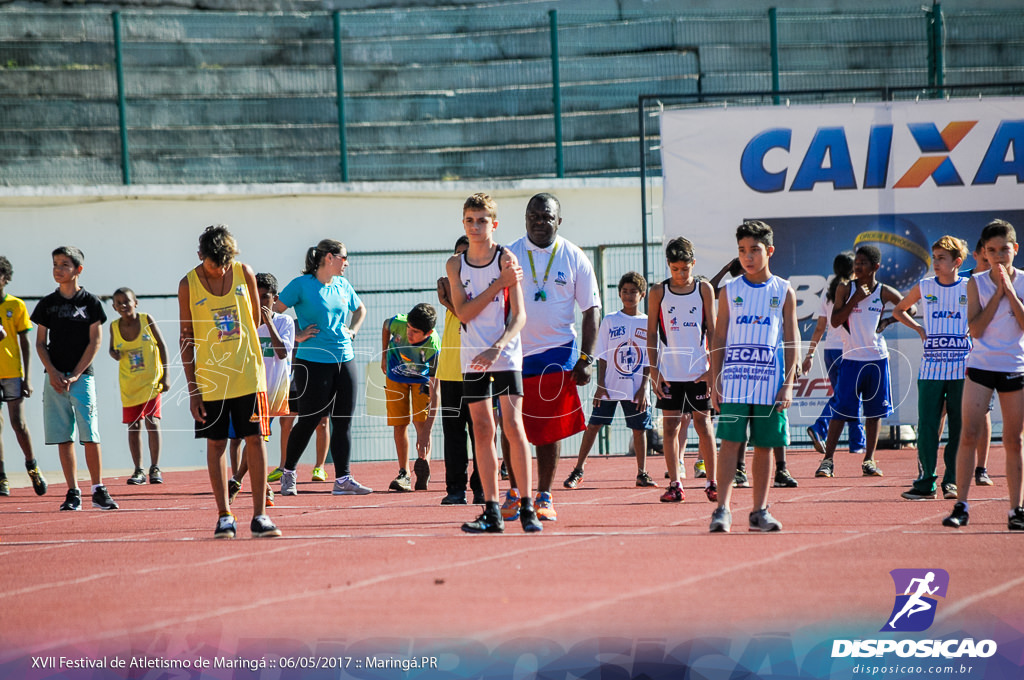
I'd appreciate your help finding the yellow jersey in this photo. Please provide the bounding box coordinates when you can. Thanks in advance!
[186,262,266,400]
[112,313,164,407]
[0,294,32,380]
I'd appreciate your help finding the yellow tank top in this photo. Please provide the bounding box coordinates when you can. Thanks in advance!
[436,308,463,382]
[112,313,164,407]
[187,262,266,400]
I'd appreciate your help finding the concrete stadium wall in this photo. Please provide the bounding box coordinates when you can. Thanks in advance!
[0,178,662,477]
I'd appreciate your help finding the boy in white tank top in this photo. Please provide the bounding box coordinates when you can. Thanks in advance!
[445,193,543,534]
[709,221,798,533]
[815,245,907,479]
[646,237,718,504]
[893,236,970,501]
[943,220,1024,531]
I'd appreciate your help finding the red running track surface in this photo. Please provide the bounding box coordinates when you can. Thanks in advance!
[1,446,1021,668]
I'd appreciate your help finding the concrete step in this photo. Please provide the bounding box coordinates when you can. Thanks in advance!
[0,135,637,185]
[0,108,641,158]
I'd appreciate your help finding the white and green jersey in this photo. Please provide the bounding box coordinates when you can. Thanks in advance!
[720,275,789,406]
[918,276,970,381]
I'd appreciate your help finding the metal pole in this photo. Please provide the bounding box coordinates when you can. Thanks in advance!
[112,11,131,185]
[638,96,649,310]
[333,11,349,182]
[769,7,780,105]
[549,9,564,178]
[933,3,945,91]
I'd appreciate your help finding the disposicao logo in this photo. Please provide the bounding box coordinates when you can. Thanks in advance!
[831,569,998,659]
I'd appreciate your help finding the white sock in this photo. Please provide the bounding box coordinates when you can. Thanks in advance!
[91,484,103,493]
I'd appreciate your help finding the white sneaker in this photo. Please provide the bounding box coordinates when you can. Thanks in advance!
[280,469,298,496]
[332,476,372,495]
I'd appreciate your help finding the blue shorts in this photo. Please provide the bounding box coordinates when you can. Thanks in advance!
[43,373,101,445]
[835,358,893,420]
[588,399,653,431]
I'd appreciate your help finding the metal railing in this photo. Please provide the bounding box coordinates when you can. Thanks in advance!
[2,5,1023,185]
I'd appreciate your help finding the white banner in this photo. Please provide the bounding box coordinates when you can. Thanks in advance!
[660,97,1024,426]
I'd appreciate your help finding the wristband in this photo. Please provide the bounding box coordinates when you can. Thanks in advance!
[578,352,594,366]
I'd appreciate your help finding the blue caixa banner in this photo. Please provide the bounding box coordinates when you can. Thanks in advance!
[660,98,1024,426]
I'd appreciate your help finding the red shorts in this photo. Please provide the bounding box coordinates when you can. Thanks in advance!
[123,395,162,424]
[521,370,585,447]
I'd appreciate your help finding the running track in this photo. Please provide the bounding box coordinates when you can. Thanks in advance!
[1,446,1022,677]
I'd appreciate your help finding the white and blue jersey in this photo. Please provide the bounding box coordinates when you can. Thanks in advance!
[720,276,789,406]
[918,276,970,381]
[594,310,648,400]
[839,283,888,361]
[459,246,522,374]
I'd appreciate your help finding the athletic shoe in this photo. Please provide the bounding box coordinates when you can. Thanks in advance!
[250,514,282,538]
[748,507,783,532]
[807,426,825,454]
[60,488,82,511]
[815,458,834,478]
[976,468,994,486]
[441,492,467,505]
[214,514,237,539]
[27,464,47,496]
[704,481,718,502]
[660,480,684,503]
[267,467,283,483]
[664,463,685,479]
[280,469,297,496]
[265,486,275,508]
[413,458,430,490]
[333,476,373,495]
[850,448,867,455]
[462,510,504,534]
[472,492,485,505]
[127,468,146,485]
[636,470,657,487]
[228,478,242,504]
[1009,507,1024,531]
[148,465,163,484]
[942,483,958,500]
[773,468,799,488]
[535,491,557,521]
[709,506,732,533]
[499,461,509,481]
[694,459,707,478]
[311,466,327,482]
[563,466,584,489]
[519,499,543,533]
[389,470,412,493]
[0,478,9,496]
[942,501,969,528]
[500,488,521,520]
[861,460,883,477]
[733,469,750,488]
[91,485,119,510]
[901,488,937,500]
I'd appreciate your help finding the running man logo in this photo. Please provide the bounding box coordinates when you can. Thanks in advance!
[881,568,950,633]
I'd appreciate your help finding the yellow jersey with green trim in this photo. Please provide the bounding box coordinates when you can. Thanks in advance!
[0,294,32,379]
[187,262,266,401]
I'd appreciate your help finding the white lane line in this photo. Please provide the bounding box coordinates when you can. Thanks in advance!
[6,534,602,658]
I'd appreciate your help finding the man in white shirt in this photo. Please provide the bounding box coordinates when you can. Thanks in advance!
[501,193,602,522]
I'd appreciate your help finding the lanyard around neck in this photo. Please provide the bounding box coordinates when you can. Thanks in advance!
[526,238,559,301]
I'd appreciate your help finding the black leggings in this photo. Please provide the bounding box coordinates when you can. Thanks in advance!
[285,358,357,477]
[440,380,481,496]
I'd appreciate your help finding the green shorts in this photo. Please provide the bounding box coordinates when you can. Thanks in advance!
[716,402,790,448]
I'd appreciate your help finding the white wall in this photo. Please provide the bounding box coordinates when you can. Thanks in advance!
[0,179,660,476]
